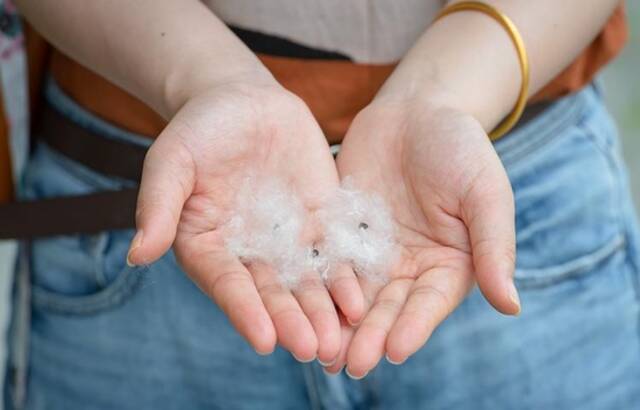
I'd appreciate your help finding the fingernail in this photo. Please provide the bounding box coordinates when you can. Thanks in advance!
[345,367,367,380]
[347,317,362,327]
[126,230,143,267]
[385,354,405,365]
[508,281,521,315]
[255,347,274,356]
[292,353,316,363]
[323,365,344,376]
[318,357,337,367]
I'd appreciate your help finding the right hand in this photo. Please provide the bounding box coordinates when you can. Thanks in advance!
[324,94,518,377]
[126,76,365,364]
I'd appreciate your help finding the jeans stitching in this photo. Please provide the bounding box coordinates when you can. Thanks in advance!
[509,88,623,288]
[502,99,588,169]
[30,265,145,315]
[515,234,626,288]
[495,87,590,168]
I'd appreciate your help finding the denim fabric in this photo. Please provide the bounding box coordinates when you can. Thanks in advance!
[4,80,640,409]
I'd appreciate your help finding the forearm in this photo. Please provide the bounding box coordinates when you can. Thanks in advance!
[377,0,620,131]
[16,0,272,118]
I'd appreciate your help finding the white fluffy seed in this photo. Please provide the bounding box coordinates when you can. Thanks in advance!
[222,176,399,288]
[222,177,318,287]
[318,178,399,282]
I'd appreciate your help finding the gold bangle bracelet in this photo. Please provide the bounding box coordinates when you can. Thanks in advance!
[434,1,530,141]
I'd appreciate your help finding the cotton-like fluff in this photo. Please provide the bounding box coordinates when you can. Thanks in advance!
[223,177,324,287]
[319,179,399,282]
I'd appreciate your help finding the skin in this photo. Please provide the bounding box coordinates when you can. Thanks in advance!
[325,96,515,376]
[324,0,620,377]
[17,0,621,376]
[134,82,365,363]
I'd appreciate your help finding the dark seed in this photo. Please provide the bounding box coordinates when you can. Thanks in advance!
[0,15,10,33]
[359,222,369,230]
[312,249,320,257]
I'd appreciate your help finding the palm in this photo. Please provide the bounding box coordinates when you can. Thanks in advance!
[173,85,338,242]
[131,83,364,364]
[327,99,517,377]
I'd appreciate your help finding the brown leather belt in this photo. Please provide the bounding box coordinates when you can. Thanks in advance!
[0,97,552,239]
[0,105,148,239]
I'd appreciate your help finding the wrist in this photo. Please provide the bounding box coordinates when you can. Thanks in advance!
[373,9,523,133]
[162,53,277,117]
[374,65,465,117]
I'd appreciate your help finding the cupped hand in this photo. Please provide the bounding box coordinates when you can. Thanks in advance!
[126,78,365,364]
[325,95,520,377]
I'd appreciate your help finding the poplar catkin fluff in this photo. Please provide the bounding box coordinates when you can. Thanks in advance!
[223,177,399,287]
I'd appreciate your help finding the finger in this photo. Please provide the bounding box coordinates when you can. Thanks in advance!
[326,264,365,326]
[291,274,341,365]
[128,130,196,266]
[323,314,355,374]
[302,212,364,326]
[358,273,387,318]
[178,244,277,355]
[345,279,413,379]
[461,164,520,315]
[386,266,474,364]
[251,264,318,362]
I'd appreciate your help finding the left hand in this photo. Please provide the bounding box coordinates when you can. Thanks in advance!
[127,79,364,364]
[324,93,520,378]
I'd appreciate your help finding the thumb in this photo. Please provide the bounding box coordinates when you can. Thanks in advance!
[127,132,196,266]
[461,164,520,315]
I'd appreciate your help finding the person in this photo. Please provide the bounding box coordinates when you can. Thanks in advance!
[1,0,637,408]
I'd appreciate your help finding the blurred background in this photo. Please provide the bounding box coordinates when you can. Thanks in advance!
[604,1,640,208]
[0,3,638,406]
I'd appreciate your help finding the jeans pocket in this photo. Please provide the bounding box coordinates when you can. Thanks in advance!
[22,141,143,314]
[502,90,626,289]
[29,230,144,315]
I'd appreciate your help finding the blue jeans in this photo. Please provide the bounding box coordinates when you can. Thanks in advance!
[5,79,640,409]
